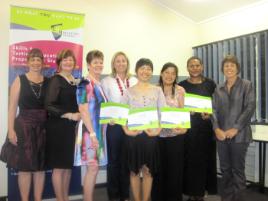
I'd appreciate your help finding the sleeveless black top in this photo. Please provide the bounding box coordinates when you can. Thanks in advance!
[18,74,48,110]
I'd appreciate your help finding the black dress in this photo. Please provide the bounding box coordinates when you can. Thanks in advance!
[0,74,48,171]
[179,78,217,196]
[45,74,78,169]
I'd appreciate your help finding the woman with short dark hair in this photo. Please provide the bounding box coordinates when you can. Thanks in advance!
[121,58,166,201]
[212,55,255,201]
[0,48,48,201]
[179,56,217,201]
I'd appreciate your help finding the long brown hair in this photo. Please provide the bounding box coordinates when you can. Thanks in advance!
[158,62,178,97]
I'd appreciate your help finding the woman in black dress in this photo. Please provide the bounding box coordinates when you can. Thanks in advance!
[0,48,47,201]
[45,49,80,201]
[179,56,217,201]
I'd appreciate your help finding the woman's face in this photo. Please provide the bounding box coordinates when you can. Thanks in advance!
[113,54,128,75]
[187,59,203,78]
[60,56,75,73]
[88,57,104,77]
[223,61,238,79]
[27,57,43,73]
[136,65,152,83]
[161,67,177,86]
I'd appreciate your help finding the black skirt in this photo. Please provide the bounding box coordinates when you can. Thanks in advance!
[0,109,47,171]
[45,117,77,169]
[124,132,160,175]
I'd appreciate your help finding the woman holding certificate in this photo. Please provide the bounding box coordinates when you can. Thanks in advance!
[74,50,107,201]
[152,62,187,201]
[101,52,137,201]
[179,57,217,201]
[45,49,80,201]
[121,58,166,201]
[212,55,255,201]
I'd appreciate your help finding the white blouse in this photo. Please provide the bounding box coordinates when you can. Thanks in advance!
[101,75,137,103]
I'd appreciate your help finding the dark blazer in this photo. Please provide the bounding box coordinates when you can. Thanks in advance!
[212,77,256,143]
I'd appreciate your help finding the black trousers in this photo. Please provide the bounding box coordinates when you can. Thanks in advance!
[152,135,184,201]
[217,141,249,201]
[106,124,130,201]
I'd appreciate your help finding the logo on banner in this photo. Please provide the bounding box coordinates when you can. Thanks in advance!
[51,23,63,40]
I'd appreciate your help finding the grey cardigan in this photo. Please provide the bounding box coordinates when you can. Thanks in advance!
[212,77,256,143]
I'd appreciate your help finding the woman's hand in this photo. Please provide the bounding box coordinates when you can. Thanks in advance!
[8,129,17,146]
[126,129,141,137]
[215,128,226,141]
[109,120,115,126]
[145,128,161,137]
[61,112,81,121]
[225,128,238,139]
[172,128,187,135]
[201,112,210,120]
[90,133,99,149]
[122,126,141,137]
[71,113,81,121]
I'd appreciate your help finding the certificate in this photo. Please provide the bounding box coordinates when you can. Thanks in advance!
[160,107,191,128]
[184,93,213,114]
[127,107,159,130]
[99,102,129,126]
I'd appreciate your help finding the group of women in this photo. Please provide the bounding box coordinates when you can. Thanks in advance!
[0,47,255,201]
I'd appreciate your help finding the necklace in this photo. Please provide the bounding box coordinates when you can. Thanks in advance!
[116,77,129,96]
[29,81,42,99]
[59,73,76,85]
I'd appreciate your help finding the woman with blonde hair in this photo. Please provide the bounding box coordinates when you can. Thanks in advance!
[101,51,137,201]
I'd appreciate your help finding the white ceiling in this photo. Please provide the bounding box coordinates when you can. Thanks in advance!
[154,0,266,23]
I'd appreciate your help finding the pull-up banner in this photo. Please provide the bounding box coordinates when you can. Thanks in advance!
[8,6,85,200]
[9,6,84,84]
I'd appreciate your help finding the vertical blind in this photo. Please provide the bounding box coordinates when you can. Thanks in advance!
[193,30,268,123]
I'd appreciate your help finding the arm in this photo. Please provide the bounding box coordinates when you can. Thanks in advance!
[45,76,69,117]
[100,77,110,99]
[211,90,226,141]
[79,103,98,148]
[176,85,185,108]
[233,82,256,131]
[172,86,187,134]
[225,82,255,139]
[45,76,79,119]
[8,77,20,145]
[120,89,140,136]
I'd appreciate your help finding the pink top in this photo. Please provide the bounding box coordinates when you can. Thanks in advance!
[160,85,185,137]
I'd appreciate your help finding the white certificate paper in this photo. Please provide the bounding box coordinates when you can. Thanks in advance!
[127,107,159,130]
[184,93,213,113]
[99,102,129,126]
[160,107,191,128]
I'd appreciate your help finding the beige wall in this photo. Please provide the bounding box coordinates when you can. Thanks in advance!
[196,0,268,46]
[0,0,197,197]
